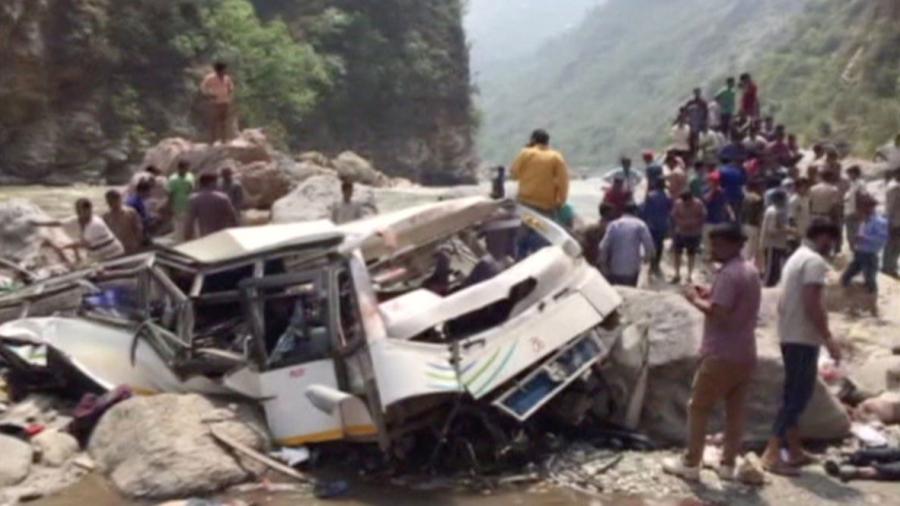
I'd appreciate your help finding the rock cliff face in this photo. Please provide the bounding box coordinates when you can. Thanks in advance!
[0,0,476,185]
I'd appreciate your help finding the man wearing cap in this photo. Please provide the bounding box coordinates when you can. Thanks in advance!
[642,151,664,190]
[664,223,761,482]
[841,195,889,308]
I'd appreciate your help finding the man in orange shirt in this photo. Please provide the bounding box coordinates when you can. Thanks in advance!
[510,129,570,258]
[200,62,235,144]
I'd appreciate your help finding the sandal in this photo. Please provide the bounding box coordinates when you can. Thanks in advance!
[763,460,800,477]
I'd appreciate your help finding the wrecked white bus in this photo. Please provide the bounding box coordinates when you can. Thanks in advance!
[0,197,622,458]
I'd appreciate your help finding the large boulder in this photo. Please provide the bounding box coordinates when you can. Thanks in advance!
[603,288,851,445]
[332,151,391,187]
[234,161,292,210]
[139,130,272,177]
[32,430,80,468]
[88,394,269,499]
[0,199,72,273]
[271,174,376,224]
[0,435,32,487]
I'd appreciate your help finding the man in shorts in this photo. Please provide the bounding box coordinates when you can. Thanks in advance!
[671,191,707,284]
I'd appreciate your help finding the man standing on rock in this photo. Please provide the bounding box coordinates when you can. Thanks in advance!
[714,77,737,134]
[762,219,842,474]
[739,73,760,120]
[598,204,655,287]
[184,172,239,240]
[167,161,195,242]
[510,129,570,257]
[663,223,761,482]
[201,62,235,144]
[102,189,144,255]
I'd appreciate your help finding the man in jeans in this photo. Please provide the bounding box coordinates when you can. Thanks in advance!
[841,195,889,313]
[663,223,761,482]
[762,219,843,474]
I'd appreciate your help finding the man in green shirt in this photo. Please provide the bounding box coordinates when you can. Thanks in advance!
[715,77,737,135]
[167,161,195,242]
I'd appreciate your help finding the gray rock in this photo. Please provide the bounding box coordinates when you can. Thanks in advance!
[333,151,390,187]
[0,435,33,487]
[604,288,851,445]
[88,394,269,499]
[32,430,79,467]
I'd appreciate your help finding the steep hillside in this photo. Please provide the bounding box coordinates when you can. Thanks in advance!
[0,0,476,185]
[465,0,602,76]
[757,0,900,155]
[477,0,810,168]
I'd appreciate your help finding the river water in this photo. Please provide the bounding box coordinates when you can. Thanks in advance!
[4,181,695,506]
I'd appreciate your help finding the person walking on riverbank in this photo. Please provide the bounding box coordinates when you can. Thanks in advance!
[201,62,235,144]
[671,191,707,284]
[663,223,761,482]
[841,196,889,309]
[184,172,239,241]
[102,189,144,255]
[598,205,655,287]
[511,129,570,257]
[641,179,673,279]
[762,219,842,474]
[167,161,195,242]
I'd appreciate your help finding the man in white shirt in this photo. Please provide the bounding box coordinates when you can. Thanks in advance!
[762,219,842,474]
[200,62,236,144]
[789,177,812,241]
[32,198,124,265]
[330,180,377,225]
[671,115,692,163]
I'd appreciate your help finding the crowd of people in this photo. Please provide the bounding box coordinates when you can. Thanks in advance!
[34,163,244,267]
[564,74,900,304]
[508,73,900,483]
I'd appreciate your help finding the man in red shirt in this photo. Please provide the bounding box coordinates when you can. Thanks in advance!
[739,73,760,120]
[601,174,633,219]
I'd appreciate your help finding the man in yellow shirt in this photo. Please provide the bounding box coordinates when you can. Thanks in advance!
[510,130,571,258]
[200,62,235,144]
[510,129,570,214]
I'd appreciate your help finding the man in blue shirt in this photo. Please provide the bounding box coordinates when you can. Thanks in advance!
[719,161,747,222]
[640,179,673,278]
[642,151,664,190]
[126,179,153,239]
[718,130,749,165]
[599,204,656,287]
[841,195,889,301]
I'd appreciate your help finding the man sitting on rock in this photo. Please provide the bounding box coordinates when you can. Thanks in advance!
[663,223,761,482]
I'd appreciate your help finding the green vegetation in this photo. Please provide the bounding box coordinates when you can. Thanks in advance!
[757,0,900,155]
[477,0,899,169]
[102,0,475,177]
